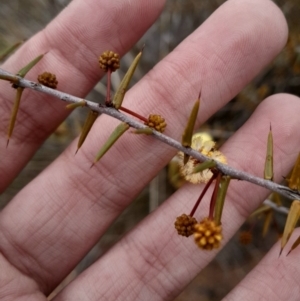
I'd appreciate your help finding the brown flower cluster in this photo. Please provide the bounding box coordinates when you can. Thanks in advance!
[145,114,167,133]
[174,214,197,237]
[99,50,120,72]
[239,231,253,245]
[37,72,58,89]
[194,218,223,250]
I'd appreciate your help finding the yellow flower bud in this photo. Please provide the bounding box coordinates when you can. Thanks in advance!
[194,218,223,250]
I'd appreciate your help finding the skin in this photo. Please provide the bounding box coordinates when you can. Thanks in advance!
[0,0,300,300]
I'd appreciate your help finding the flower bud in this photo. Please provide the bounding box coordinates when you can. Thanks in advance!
[99,50,120,72]
[38,72,58,89]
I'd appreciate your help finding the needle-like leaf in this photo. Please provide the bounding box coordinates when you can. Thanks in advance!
[0,73,19,84]
[250,204,271,217]
[280,200,300,255]
[0,41,23,61]
[7,87,24,146]
[214,175,231,225]
[92,122,130,165]
[264,124,273,181]
[66,100,86,110]
[112,46,144,109]
[6,54,46,145]
[76,110,98,153]
[132,127,153,135]
[181,92,200,164]
[286,153,300,190]
[17,53,45,77]
[287,235,300,256]
[193,160,216,174]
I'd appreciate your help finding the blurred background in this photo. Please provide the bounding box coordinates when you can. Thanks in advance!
[0,0,299,300]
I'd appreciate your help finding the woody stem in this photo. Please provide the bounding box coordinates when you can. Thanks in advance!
[3,67,300,201]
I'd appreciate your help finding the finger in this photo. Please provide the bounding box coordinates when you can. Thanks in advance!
[0,0,287,295]
[53,94,300,301]
[223,229,300,301]
[0,0,165,191]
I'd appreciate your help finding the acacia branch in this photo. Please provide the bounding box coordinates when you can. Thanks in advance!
[1,67,300,201]
[263,199,290,215]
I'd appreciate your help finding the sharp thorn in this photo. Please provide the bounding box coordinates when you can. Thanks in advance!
[198,89,202,100]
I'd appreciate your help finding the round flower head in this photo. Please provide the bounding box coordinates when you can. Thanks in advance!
[239,231,253,245]
[145,114,167,133]
[174,214,197,237]
[194,218,223,250]
[37,72,58,89]
[178,133,227,184]
[99,50,120,72]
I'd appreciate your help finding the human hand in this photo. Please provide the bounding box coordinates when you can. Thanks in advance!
[0,0,300,300]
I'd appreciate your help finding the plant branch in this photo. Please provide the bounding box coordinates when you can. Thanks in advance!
[1,67,300,201]
[263,199,290,215]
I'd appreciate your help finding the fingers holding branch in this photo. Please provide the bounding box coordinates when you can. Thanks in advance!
[0,0,293,300]
[0,0,166,191]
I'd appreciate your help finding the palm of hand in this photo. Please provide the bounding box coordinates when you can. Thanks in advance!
[0,1,300,301]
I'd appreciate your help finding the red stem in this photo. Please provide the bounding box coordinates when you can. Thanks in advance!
[208,172,222,220]
[248,221,256,232]
[189,173,217,217]
[105,69,112,106]
[119,106,148,123]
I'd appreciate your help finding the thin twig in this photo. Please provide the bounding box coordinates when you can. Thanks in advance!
[1,67,300,201]
[263,199,290,215]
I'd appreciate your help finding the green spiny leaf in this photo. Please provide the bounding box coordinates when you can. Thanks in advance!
[287,235,300,256]
[181,93,200,164]
[132,127,153,135]
[0,41,23,61]
[7,87,24,146]
[286,153,300,190]
[112,47,143,109]
[93,122,130,164]
[76,110,98,153]
[264,124,273,181]
[214,175,231,225]
[193,160,216,174]
[280,200,300,255]
[66,100,86,110]
[17,53,45,77]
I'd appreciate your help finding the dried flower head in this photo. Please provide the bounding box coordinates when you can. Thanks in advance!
[37,72,58,89]
[99,50,120,72]
[174,214,197,237]
[145,114,167,133]
[239,231,253,245]
[194,218,223,250]
[178,133,227,184]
